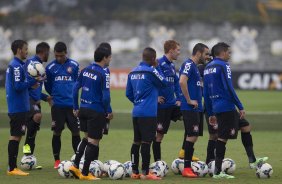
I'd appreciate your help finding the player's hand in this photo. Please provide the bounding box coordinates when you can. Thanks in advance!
[106,112,113,120]
[158,96,165,104]
[209,116,217,126]
[175,100,181,106]
[239,110,245,119]
[31,82,40,89]
[35,75,46,82]
[188,99,198,109]
[46,96,53,106]
[73,109,79,117]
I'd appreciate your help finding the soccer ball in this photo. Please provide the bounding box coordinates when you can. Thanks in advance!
[191,161,208,177]
[256,163,273,179]
[171,158,184,174]
[89,161,102,177]
[57,160,73,178]
[208,160,215,177]
[149,160,169,177]
[123,161,132,177]
[93,160,104,171]
[27,61,45,77]
[79,160,84,171]
[222,158,236,174]
[108,163,126,180]
[20,155,37,170]
[103,160,120,173]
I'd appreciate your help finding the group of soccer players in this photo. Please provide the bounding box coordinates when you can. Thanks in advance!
[5,39,267,180]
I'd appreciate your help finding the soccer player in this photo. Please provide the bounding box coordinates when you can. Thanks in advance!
[44,42,81,169]
[152,40,182,162]
[23,42,52,169]
[69,46,112,180]
[126,47,166,180]
[179,43,210,178]
[204,43,268,170]
[5,40,39,176]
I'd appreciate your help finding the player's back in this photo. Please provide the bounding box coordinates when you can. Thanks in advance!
[79,63,109,113]
[204,59,240,113]
[126,62,166,117]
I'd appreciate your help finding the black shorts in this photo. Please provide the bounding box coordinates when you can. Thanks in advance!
[133,117,157,143]
[28,99,41,120]
[8,112,29,136]
[216,110,239,140]
[239,117,250,128]
[51,106,80,133]
[79,108,107,139]
[157,106,182,134]
[182,111,203,137]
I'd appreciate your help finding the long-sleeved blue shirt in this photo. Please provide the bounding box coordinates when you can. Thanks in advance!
[6,57,37,113]
[45,58,79,107]
[126,62,166,117]
[24,55,48,102]
[156,55,181,109]
[73,63,111,113]
[203,58,244,116]
[179,59,203,112]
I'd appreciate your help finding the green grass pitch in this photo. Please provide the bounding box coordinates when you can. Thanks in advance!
[0,88,281,183]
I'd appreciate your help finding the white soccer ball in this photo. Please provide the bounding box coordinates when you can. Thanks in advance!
[208,160,215,177]
[171,158,184,174]
[70,154,85,164]
[108,163,126,180]
[149,160,169,177]
[93,160,104,171]
[123,161,132,177]
[222,158,236,174]
[256,163,273,179]
[191,161,209,177]
[89,161,102,177]
[27,61,45,77]
[57,160,73,178]
[103,160,120,173]
[20,155,37,170]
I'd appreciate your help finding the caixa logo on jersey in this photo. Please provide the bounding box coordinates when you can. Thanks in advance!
[55,75,72,81]
[233,71,282,90]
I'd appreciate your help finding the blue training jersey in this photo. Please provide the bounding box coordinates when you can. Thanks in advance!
[179,59,203,112]
[45,58,79,107]
[73,63,111,113]
[24,55,48,102]
[5,57,37,113]
[203,58,244,116]
[126,62,166,117]
[156,55,181,109]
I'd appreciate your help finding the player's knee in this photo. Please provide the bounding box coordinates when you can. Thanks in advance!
[133,141,141,145]
[33,113,42,123]
[209,133,218,140]
[71,131,80,136]
[53,131,62,136]
[241,124,251,132]
[186,136,198,143]
[155,133,164,142]
[88,138,99,145]
[10,136,21,142]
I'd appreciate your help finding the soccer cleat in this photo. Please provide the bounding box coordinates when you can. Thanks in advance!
[35,165,43,170]
[250,157,269,169]
[7,168,29,176]
[23,144,31,154]
[182,168,198,178]
[79,174,101,180]
[213,172,235,179]
[54,160,61,169]
[178,149,200,161]
[140,173,161,180]
[131,173,141,179]
[69,165,81,179]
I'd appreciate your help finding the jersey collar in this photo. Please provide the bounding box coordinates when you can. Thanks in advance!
[139,61,151,67]
[14,57,25,65]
